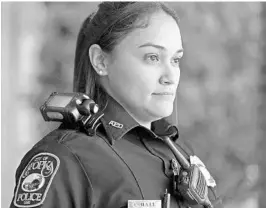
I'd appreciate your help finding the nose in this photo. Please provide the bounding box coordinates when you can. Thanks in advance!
[159,64,180,86]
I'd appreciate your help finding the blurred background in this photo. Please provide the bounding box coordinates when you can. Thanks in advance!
[2,2,266,208]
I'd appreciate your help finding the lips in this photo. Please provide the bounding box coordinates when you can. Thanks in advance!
[153,92,175,95]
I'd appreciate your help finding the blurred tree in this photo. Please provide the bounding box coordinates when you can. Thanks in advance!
[2,2,47,207]
[258,3,266,208]
[36,2,98,136]
[170,2,261,206]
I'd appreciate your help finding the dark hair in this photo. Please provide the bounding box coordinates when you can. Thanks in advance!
[73,2,179,107]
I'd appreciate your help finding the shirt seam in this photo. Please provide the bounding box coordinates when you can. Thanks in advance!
[97,131,145,200]
[136,131,171,179]
[56,131,96,207]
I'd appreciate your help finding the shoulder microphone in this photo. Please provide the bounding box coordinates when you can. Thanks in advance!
[157,124,213,208]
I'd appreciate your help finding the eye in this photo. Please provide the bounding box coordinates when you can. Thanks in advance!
[171,57,181,67]
[145,54,160,63]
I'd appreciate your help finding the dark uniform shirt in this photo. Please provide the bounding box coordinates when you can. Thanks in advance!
[10,95,222,208]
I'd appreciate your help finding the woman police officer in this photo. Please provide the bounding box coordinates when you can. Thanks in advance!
[10,2,223,208]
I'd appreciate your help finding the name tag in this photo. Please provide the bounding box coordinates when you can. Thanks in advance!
[128,200,161,208]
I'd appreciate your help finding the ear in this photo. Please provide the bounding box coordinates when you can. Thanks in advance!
[88,44,108,76]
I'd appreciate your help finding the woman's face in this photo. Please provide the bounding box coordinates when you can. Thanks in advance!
[103,11,183,123]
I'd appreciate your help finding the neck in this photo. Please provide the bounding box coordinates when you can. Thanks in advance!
[138,121,151,130]
[105,92,153,130]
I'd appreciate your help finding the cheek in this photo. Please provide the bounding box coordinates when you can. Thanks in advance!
[108,58,157,99]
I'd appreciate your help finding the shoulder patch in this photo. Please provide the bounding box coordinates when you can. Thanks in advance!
[14,152,60,207]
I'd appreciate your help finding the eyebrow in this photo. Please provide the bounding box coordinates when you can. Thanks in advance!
[138,43,184,54]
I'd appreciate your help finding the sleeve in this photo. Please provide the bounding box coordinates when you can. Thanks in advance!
[10,141,94,208]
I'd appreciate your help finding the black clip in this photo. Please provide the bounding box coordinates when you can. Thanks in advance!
[171,158,180,195]
[80,111,104,136]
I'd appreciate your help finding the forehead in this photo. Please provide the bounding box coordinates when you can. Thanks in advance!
[115,12,182,53]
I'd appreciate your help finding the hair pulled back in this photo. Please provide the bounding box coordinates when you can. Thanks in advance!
[73,2,179,107]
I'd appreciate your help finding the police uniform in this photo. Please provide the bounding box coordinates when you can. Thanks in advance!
[10,95,222,208]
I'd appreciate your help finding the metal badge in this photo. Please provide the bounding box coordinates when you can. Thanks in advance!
[109,120,123,129]
[190,155,216,187]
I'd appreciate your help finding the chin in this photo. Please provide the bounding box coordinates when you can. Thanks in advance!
[150,103,174,118]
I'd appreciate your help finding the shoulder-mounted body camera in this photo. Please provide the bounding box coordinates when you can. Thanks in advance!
[40,92,104,136]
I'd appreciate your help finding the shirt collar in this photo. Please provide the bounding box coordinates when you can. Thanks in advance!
[100,95,179,145]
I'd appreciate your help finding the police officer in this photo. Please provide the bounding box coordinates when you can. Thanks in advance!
[10,2,223,208]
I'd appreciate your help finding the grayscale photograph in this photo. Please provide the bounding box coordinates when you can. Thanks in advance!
[2,2,266,208]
